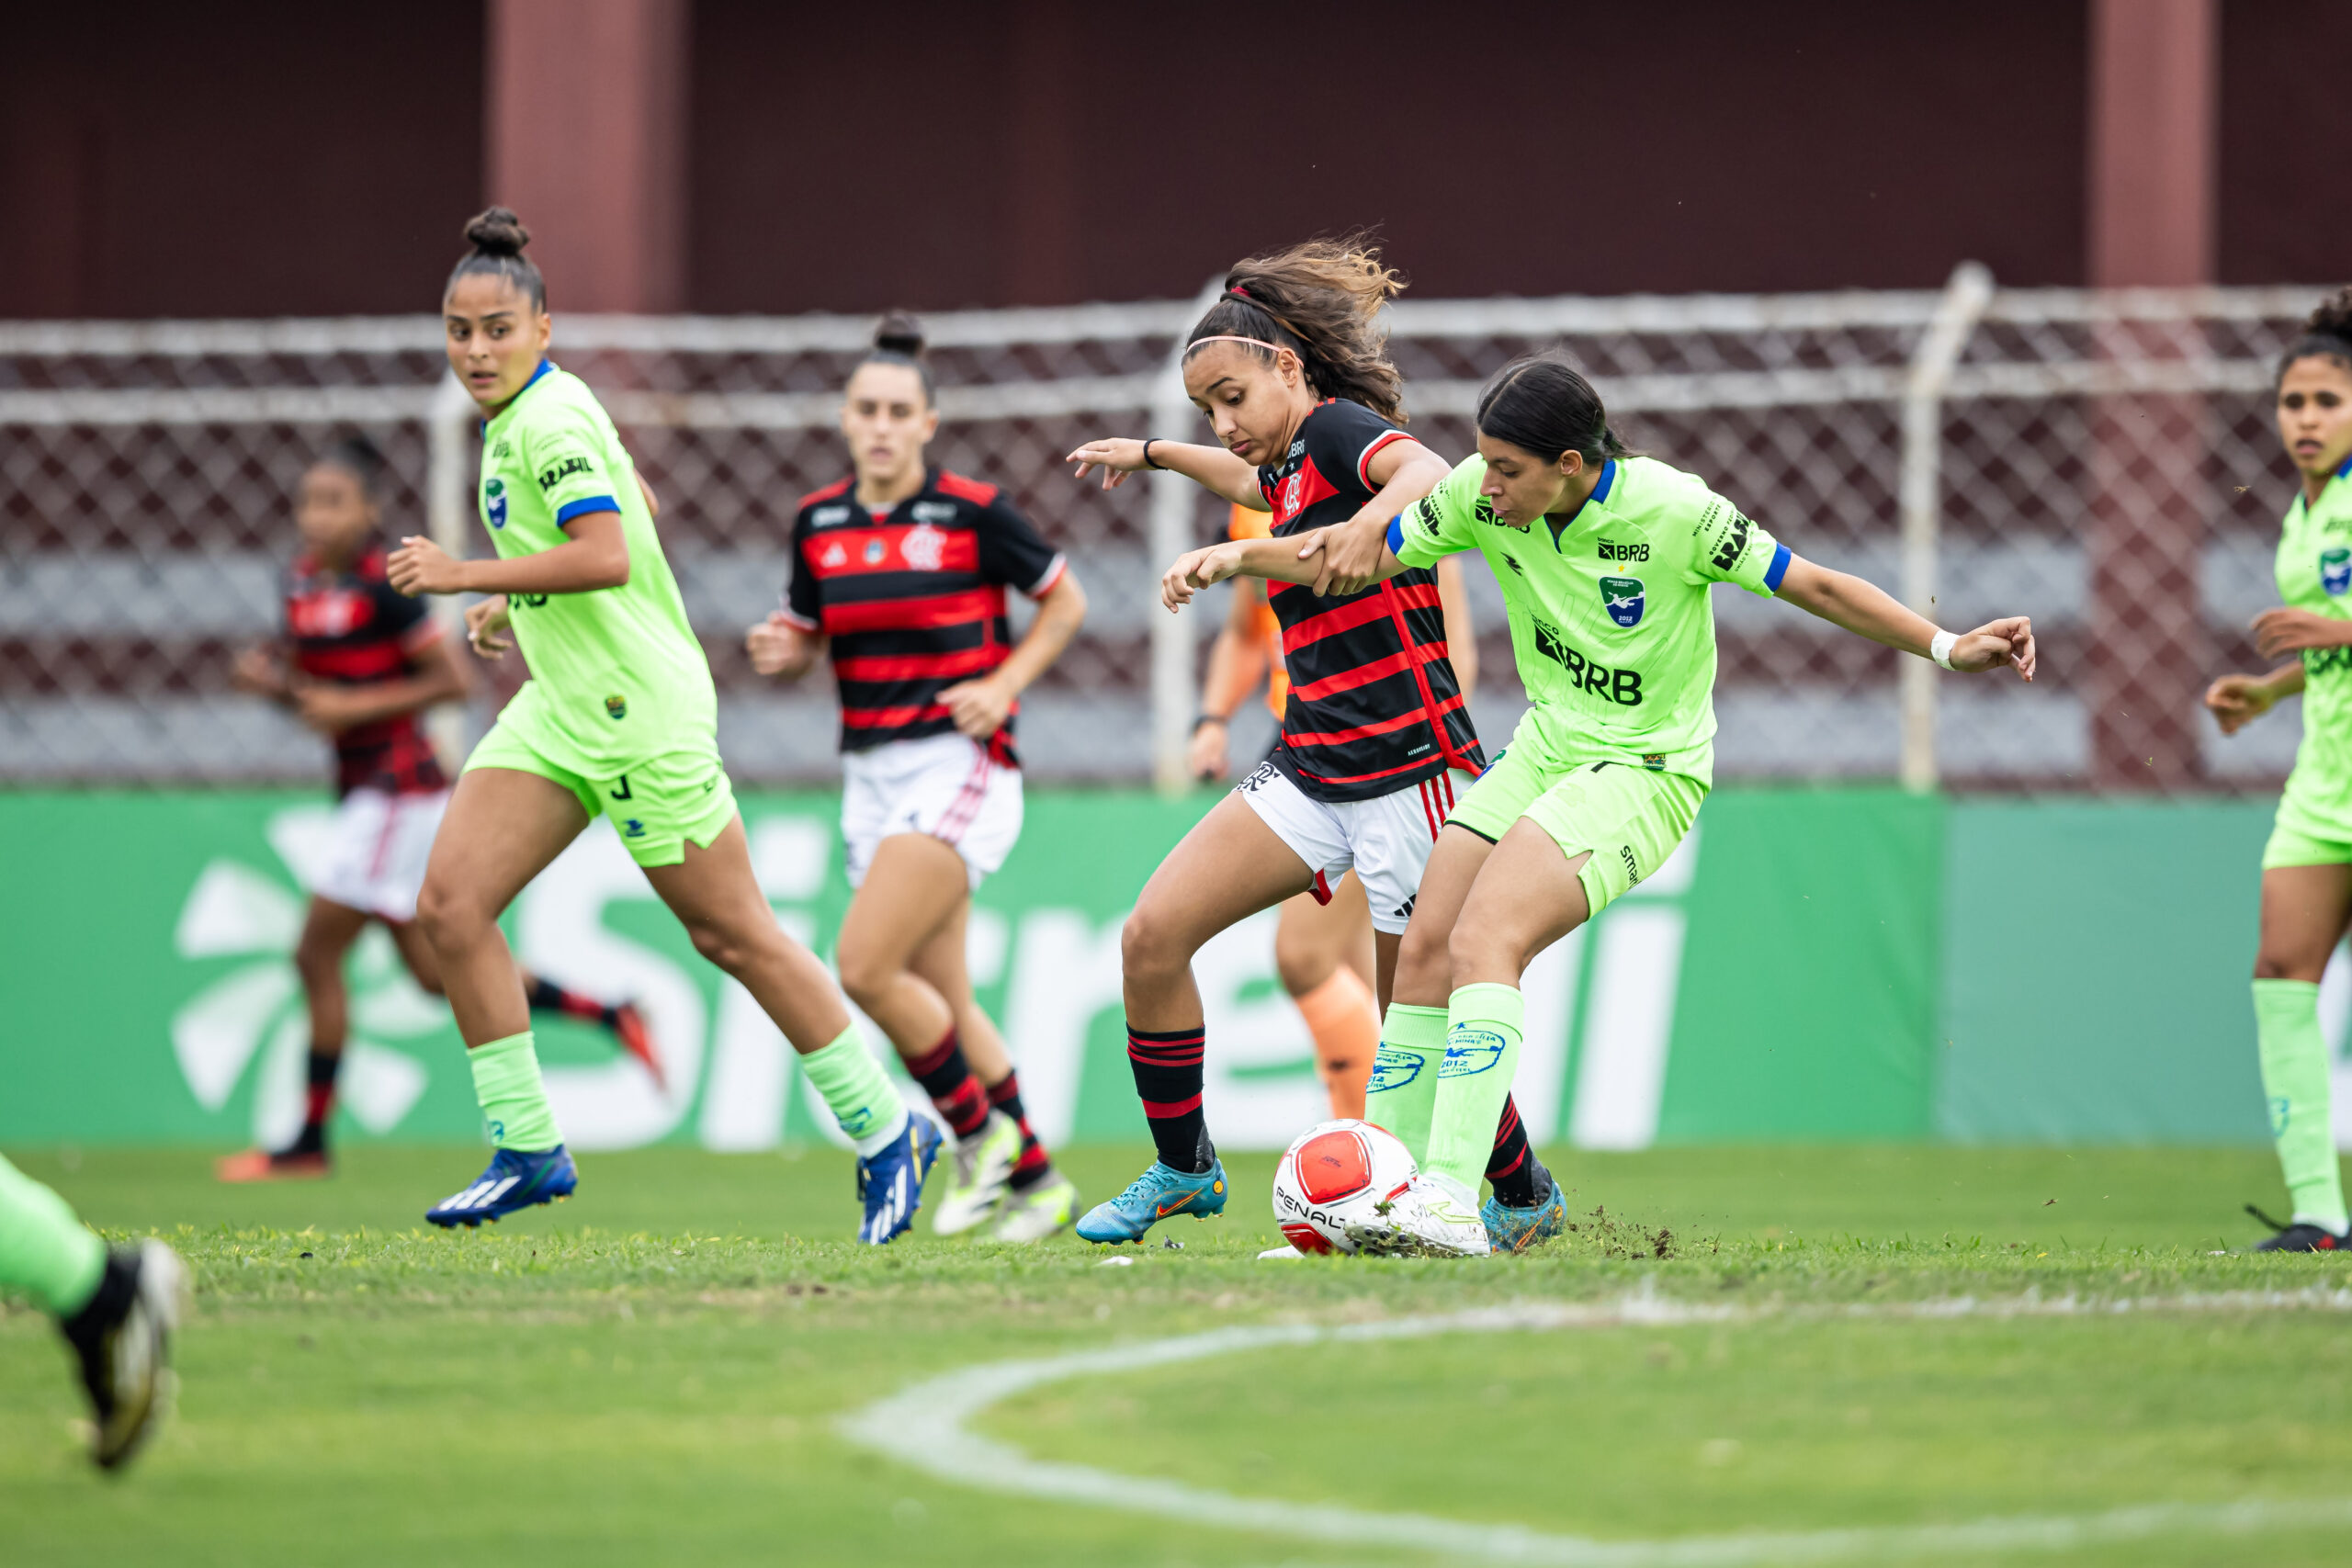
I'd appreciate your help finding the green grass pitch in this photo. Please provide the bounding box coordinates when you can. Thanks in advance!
[6,1142,2352,1567]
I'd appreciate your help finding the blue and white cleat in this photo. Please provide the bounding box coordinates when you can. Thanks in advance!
[855,1114,944,1245]
[1483,1177,1567,1253]
[425,1145,578,1228]
[1073,1159,1227,1244]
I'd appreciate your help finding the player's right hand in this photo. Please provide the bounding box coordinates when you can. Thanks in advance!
[465,595,512,660]
[2205,672,2278,735]
[1298,513,1391,596]
[1067,437,1149,490]
[1161,545,1240,610]
[230,644,288,699]
[746,613,800,676]
[1186,717,1229,780]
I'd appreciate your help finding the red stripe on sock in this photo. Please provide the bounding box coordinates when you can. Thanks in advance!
[1140,1093,1204,1118]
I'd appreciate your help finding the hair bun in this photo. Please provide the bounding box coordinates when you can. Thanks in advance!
[873,310,926,357]
[2308,285,2352,344]
[464,207,531,258]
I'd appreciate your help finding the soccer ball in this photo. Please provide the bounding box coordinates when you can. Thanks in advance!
[1271,1118,1418,1255]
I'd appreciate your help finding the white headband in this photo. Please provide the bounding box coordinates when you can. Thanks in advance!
[1182,334,1289,360]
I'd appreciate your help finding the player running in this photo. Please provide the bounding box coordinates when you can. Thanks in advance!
[1191,502,1481,1119]
[1064,238,1544,1245]
[2206,287,2352,1251]
[1170,351,2035,1256]
[388,209,938,1243]
[746,312,1086,1242]
[218,435,661,1182]
[0,1156,185,1469]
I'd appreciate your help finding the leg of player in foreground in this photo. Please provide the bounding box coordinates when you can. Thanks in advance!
[0,1156,185,1470]
[2241,864,2352,1248]
[836,835,1077,1240]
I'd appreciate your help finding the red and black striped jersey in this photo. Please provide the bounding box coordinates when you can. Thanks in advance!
[1257,399,1484,802]
[283,545,448,798]
[783,468,1067,765]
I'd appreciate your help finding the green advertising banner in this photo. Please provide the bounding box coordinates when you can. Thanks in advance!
[0,786,2290,1150]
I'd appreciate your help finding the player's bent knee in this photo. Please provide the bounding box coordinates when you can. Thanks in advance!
[834,941,896,1011]
[1120,903,1195,986]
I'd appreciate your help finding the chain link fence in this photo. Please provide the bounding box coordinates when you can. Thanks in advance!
[0,277,2327,790]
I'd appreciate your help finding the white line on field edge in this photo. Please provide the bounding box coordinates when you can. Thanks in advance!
[837,1284,2352,1565]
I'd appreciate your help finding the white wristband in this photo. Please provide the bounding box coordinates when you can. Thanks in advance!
[1928,630,1958,671]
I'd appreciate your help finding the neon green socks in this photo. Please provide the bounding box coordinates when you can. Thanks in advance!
[2254,978,2348,1231]
[1424,983,1524,1190]
[469,1031,563,1152]
[0,1154,106,1317]
[801,1025,911,1156]
[1367,1003,1448,1162]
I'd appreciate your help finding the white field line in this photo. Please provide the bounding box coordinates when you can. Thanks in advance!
[837,1287,2352,1566]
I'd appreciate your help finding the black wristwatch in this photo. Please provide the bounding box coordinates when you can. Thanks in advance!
[1142,438,1162,470]
[1192,713,1228,733]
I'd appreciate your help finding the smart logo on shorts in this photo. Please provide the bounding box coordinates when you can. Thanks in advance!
[1438,1029,1509,1077]
[485,477,508,530]
[1600,575,1645,628]
[2323,547,2351,596]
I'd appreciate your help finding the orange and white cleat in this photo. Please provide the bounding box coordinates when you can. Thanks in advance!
[215,1147,331,1183]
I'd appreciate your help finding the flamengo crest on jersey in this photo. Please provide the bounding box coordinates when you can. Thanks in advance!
[1395,453,1788,788]
[284,545,447,798]
[1255,400,1483,803]
[2272,454,2352,840]
[784,468,1067,765]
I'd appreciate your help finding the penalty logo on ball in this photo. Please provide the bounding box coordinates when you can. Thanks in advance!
[1271,1118,1418,1255]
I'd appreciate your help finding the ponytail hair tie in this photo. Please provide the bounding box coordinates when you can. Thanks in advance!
[1228,286,1251,299]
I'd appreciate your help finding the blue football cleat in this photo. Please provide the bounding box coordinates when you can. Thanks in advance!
[1073,1159,1227,1244]
[425,1145,578,1228]
[1482,1175,1567,1253]
[855,1114,943,1245]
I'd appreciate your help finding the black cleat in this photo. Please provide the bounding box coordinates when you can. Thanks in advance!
[58,1240,187,1471]
[2246,1202,2350,1253]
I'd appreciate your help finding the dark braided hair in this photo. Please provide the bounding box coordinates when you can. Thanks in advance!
[2277,286,2352,390]
[446,207,546,310]
[1182,235,1406,422]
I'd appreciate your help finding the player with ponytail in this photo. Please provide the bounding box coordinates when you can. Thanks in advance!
[748,313,1088,1242]
[388,209,940,1243]
[2207,287,2352,1250]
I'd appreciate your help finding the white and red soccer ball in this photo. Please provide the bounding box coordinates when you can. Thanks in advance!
[1271,1118,1417,1255]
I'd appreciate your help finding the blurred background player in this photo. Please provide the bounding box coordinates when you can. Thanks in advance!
[1216,352,2035,1256]
[747,314,1086,1242]
[2205,287,2352,1252]
[1190,501,1479,1119]
[389,209,937,1242]
[0,1156,184,1470]
[1066,238,1546,1246]
[217,435,660,1182]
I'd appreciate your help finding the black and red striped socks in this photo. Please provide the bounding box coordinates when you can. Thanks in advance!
[1126,1023,1214,1173]
[1486,1094,1550,1209]
[986,1070,1054,1192]
[293,1047,339,1154]
[525,975,624,1033]
[904,1030,992,1139]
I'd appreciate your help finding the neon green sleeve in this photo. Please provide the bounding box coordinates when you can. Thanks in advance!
[1392,456,1486,570]
[1685,489,1788,597]
[521,401,623,526]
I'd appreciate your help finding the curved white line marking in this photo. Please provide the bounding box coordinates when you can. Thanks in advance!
[839,1288,2352,1565]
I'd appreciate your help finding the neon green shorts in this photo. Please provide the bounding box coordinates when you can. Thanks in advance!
[465,722,737,869]
[2262,816,2352,871]
[1448,741,1704,919]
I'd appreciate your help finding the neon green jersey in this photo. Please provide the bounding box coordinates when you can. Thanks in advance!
[2274,460,2352,837]
[1391,454,1788,787]
[476,361,716,773]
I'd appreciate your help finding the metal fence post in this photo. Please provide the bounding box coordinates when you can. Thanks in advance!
[1897,261,1994,793]
[1149,278,1227,794]
[425,371,479,767]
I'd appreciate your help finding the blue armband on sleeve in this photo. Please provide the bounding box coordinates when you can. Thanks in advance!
[556,496,621,526]
[1385,515,1405,556]
[1763,541,1792,592]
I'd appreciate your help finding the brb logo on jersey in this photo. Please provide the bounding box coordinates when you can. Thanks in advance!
[485,477,508,530]
[1600,575,1646,627]
[2324,547,2351,595]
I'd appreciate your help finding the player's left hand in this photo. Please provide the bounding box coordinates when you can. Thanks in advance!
[941,674,1014,740]
[2253,606,2352,659]
[1160,545,1241,610]
[389,536,469,595]
[1947,615,2037,680]
[293,684,368,734]
[1296,513,1389,596]
[1067,438,1150,491]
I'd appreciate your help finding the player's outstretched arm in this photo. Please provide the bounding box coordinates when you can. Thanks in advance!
[1066,437,1263,508]
[2207,661,2304,735]
[388,510,630,597]
[1161,535,1406,611]
[292,633,470,735]
[745,613,825,680]
[1773,556,2035,680]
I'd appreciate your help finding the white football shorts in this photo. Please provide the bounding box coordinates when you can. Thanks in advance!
[307,786,450,924]
[1235,761,1471,934]
[841,732,1024,891]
